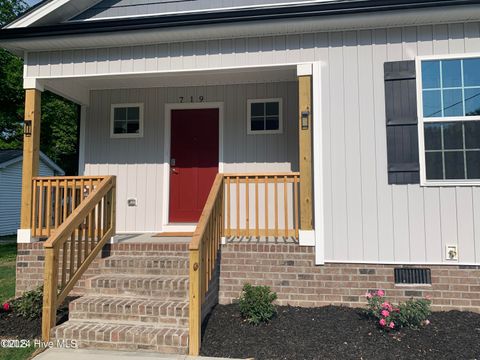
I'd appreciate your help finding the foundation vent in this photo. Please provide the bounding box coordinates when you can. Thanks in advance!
[394,268,431,285]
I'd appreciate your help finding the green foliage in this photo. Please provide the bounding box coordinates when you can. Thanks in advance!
[0,1,79,174]
[12,286,43,319]
[0,242,16,303]
[238,283,277,325]
[396,298,432,328]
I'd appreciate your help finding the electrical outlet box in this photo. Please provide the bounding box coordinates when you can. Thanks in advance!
[127,198,137,207]
[446,245,458,261]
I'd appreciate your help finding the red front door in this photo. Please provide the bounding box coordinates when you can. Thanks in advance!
[169,108,219,223]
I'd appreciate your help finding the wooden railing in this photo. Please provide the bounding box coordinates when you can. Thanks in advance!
[224,173,300,238]
[189,173,224,356]
[31,176,106,238]
[42,176,116,341]
[188,172,299,355]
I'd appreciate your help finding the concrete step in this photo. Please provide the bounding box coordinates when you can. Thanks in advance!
[101,256,189,276]
[86,274,189,299]
[52,321,188,354]
[69,296,189,328]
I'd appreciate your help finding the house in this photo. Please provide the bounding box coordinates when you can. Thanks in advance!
[0,150,64,236]
[1,0,480,355]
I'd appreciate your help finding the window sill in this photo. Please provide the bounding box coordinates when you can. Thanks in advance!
[420,180,480,187]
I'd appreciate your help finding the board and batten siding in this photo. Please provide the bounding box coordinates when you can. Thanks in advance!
[0,160,54,236]
[83,82,299,233]
[26,21,480,264]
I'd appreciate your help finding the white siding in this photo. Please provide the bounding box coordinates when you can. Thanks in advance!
[26,21,480,264]
[83,82,299,233]
[0,160,54,236]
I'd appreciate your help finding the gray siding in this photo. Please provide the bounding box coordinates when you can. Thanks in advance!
[0,160,54,236]
[26,21,480,264]
[72,0,315,21]
[84,82,299,233]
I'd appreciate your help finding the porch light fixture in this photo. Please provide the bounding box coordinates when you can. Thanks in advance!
[301,109,310,130]
[24,120,32,137]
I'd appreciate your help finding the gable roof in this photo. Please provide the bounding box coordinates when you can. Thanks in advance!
[0,149,65,175]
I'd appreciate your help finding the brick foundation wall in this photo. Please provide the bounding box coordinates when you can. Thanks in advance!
[219,243,480,312]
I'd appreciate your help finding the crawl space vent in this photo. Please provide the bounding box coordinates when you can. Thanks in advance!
[394,268,431,285]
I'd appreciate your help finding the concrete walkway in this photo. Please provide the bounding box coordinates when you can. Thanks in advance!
[34,348,246,360]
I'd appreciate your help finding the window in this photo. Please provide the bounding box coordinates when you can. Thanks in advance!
[247,99,283,134]
[418,56,480,184]
[110,104,143,138]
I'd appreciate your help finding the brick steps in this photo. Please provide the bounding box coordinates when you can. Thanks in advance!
[51,246,191,354]
[52,321,188,354]
[69,296,189,328]
[86,274,189,299]
[101,256,189,276]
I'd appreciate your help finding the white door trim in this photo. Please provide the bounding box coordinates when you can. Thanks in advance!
[162,102,224,232]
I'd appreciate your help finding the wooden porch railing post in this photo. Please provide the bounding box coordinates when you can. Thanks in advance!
[189,247,201,356]
[21,89,42,230]
[42,247,58,341]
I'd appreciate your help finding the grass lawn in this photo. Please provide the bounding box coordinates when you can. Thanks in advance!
[0,236,36,360]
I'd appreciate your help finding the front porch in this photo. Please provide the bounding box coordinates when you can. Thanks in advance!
[17,64,316,355]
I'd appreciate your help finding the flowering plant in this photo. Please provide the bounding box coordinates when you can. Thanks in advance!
[1,302,10,312]
[365,290,431,331]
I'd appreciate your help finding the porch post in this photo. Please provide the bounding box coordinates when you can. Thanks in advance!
[297,65,313,233]
[20,89,42,231]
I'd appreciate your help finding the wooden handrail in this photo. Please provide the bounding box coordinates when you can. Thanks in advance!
[31,176,107,238]
[42,176,116,342]
[189,173,224,355]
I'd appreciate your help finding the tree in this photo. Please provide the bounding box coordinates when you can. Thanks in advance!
[0,0,79,174]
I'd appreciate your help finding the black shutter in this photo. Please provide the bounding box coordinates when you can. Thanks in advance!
[384,60,420,185]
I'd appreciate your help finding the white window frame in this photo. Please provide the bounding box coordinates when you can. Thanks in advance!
[110,103,144,139]
[416,53,480,186]
[246,98,283,135]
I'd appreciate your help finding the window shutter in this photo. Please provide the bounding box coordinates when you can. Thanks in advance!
[384,60,420,185]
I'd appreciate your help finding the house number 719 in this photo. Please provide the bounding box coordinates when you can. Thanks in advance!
[179,96,205,103]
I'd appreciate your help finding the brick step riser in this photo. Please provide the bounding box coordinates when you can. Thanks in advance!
[86,288,188,299]
[52,325,188,354]
[100,268,189,276]
[108,252,189,258]
[68,312,189,329]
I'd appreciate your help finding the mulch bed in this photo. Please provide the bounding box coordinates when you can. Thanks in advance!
[0,297,75,341]
[201,304,480,360]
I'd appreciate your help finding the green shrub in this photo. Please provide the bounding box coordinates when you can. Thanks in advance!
[238,283,277,325]
[396,298,432,328]
[13,286,43,319]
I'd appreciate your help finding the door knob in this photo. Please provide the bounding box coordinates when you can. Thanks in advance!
[170,158,176,166]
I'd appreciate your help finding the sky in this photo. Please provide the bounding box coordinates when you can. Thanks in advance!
[26,0,42,6]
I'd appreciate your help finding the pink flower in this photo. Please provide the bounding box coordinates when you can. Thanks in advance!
[2,303,10,312]
[379,319,386,327]
[377,290,385,297]
[425,295,432,300]
[365,292,373,299]
[381,310,390,317]
[389,322,395,329]
[424,319,430,326]
[381,302,393,311]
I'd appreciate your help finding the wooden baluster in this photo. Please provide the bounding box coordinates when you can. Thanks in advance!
[54,179,60,230]
[69,232,75,280]
[274,176,278,238]
[38,180,44,237]
[61,240,67,289]
[63,180,68,223]
[103,194,108,236]
[70,179,76,218]
[46,180,52,237]
[77,222,83,270]
[255,176,259,239]
[226,177,231,237]
[284,176,288,237]
[235,177,240,238]
[97,201,102,245]
[245,177,249,236]
[32,180,38,237]
[294,175,299,239]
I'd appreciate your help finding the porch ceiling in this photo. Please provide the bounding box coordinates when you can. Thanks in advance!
[38,65,298,105]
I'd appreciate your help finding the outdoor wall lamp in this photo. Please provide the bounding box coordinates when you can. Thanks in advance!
[301,109,310,130]
[24,120,32,137]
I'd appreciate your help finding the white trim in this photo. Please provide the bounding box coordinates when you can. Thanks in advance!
[110,103,144,139]
[23,78,44,91]
[312,61,325,265]
[299,230,315,246]
[297,63,313,76]
[6,0,71,28]
[78,105,87,175]
[69,0,337,23]
[416,53,480,187]
[17,229,35,243]
[246,98,283,135]
[162,102,224,230]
